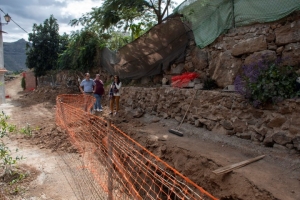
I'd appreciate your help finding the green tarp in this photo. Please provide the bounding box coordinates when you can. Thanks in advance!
[175,0,300,48]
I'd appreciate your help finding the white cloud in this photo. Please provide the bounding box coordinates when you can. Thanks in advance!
[60,0,101,19]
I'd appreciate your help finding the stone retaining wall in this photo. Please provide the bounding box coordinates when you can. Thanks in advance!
[120,86,300,152]
[166,11,300,88]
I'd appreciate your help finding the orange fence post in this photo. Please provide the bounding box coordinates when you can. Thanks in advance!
[107,119,113,200]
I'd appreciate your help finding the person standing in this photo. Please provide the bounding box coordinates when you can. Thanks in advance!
[79,73,95,112]
[93,74,105,112]
[109,75,122,115]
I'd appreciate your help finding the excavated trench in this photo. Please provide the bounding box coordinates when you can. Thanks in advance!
[114,113,299,200]
[133,136,274,200]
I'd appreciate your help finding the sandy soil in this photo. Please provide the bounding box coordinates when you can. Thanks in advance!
[1,75,300,200]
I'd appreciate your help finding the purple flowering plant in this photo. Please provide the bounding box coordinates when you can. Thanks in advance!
[234,57,298,108]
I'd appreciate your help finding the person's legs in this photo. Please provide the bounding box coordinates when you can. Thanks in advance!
[99,95,103,110]
[115,96,120,113]
[87,93,95,113]
[84,93,94,113]
[94,94,100,110]
[110,96,115,114]
[83,94,88,112]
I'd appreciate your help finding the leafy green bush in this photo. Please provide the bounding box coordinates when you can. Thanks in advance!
[234,58,299,107]
[0,112,22,177]
[19,123,37,137]
[0,111,16,138]
[21,77,26,90]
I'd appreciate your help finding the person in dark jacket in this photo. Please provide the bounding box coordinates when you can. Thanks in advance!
[93,74,105,112]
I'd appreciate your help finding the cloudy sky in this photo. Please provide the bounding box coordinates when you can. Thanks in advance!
[1,0,184,43]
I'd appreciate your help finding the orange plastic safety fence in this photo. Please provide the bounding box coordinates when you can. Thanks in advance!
[56,94,218,200]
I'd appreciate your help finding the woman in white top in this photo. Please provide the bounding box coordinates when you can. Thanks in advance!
[109,75,122,115]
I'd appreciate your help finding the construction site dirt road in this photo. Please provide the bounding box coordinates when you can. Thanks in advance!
[1,75,300,200]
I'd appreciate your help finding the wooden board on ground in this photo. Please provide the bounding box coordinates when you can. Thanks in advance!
[212,155,265,175]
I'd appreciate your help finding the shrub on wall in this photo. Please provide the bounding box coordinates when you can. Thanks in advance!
[234,58,299,108]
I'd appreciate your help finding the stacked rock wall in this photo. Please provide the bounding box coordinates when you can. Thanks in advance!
[121,87,300,152]
[167,11,300,88]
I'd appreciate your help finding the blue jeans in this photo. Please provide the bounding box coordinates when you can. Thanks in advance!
[93,94,103,110]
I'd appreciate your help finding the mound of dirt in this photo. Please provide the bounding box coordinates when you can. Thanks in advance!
[27,125,78,153]
[17,85,79,107]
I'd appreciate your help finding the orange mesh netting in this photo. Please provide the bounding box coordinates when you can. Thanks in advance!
[56,94,218,200]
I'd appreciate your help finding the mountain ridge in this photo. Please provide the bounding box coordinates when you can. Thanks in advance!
[3,38,28,72]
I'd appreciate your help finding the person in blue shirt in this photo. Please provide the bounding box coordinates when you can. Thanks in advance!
[79,73,95,94]
[79,73,95,112]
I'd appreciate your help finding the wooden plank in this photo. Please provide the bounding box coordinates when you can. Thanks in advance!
[212,155,265,175]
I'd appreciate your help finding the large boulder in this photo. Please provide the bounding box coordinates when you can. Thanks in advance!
[209,51,242,88]
[244,50,277,66]
[272,132,292,145]
[231,35,267,56]
[191,48,208,71]
[266,114,286,128]
[275,20,300,45]
[281,42,300,66]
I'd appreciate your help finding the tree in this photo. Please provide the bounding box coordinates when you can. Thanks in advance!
[147,0,175,24]
[26,15,60,77]
[102,0,176,25]
[129,22,145,40]
[59,33,69,54]
[70,0,177,33]
[106,31,131,51]
[58,30,105,72]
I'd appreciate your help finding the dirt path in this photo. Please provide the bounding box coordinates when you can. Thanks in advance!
[2,76,105,199]
[1,75,300,200]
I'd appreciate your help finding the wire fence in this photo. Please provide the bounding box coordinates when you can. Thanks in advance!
[55,94,218,200]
